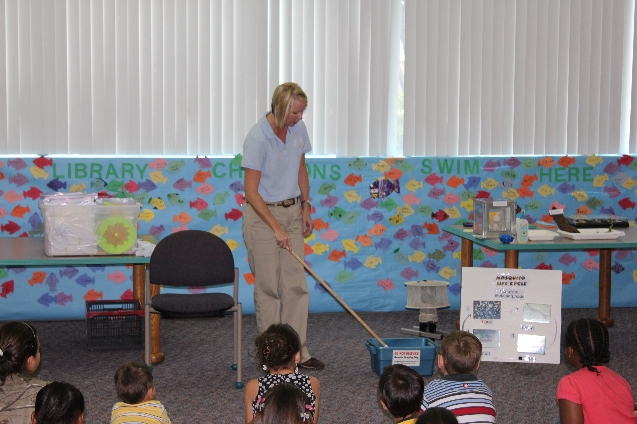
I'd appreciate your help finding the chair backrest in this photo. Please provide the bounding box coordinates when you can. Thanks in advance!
[149,230,235,287]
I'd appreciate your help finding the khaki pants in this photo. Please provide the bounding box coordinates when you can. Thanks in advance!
[242,203,311,361]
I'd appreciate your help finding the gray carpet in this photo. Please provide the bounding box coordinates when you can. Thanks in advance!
[23,307,637,423]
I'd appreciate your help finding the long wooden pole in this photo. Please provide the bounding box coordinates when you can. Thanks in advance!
[290,250,388,347]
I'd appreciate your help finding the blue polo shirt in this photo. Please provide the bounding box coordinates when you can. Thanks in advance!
[242,113,312,202]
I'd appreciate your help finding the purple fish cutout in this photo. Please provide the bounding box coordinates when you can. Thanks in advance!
[59,267,79,279]
[423,260,440,273]
[400,267,418,280]
[479,260,498,268]
[321,195,339,208]
[38,293,56,307]
[360,198,379,211]
[45,273,59,292]
[344,258,363,271]
[55,292,73,306]
[409,238,425,250]
[75,274,95,287]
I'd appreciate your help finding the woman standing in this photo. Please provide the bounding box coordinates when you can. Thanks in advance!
[242,82,324,370]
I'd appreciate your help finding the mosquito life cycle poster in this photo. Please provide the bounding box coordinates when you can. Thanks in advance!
[460,267,562,364]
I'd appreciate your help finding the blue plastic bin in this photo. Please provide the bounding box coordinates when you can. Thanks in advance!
[366,337,439,376]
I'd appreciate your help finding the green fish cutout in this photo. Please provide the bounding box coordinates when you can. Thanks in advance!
[198,208,217,221]
[526,200,542,211]
[230,153,243,166]
[167,193,185,206]
[380,198,398,211]
[105,180,125,192]
[416,205,434,217]
[473,249,484,261]
[396,160,415,172]
[318,182,337,195]
[328,207,346,219]
[348,158,367,171]
[114,190,133,199]
[133,192,149,204]
[521,157,537,170]
[167,159,186,173]
[335,271,355,283]
[395,251,407,265]
[430,249,446,261]
[0,268,8,279]
[460,190,477,201]
[501,169,518,180]
[214,191,231,205]
[629,160,637,172]
[343,211,360,224]
[586,197,604,209]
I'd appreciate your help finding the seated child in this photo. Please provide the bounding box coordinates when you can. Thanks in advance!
[111,361,172,424]
[422,330,496,423]
[378,364,424,423]
[251,382,315,424]
[244,324,320,424]
[0,321,48,424]
[31,381,85,424]
[556,318,637,423]
[415,407,458,424]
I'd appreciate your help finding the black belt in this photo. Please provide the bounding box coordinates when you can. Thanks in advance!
[254,197,299,207]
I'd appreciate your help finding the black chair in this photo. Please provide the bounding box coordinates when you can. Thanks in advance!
[144,230,242,388]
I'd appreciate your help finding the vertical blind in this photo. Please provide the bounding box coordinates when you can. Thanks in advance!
[0,0,636,156]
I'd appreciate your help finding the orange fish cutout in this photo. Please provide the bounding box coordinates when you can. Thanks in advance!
[173,212,193,225]
[244,273,255,285]
[558,155,576,168]
[516,187,534,198]
[328,249,347,262]
[313,218,329,232]
[520,174,538,187]
[355,234,373,247]
[343,173,363,186]
[384,168,403,181]
[10,205,31,218]
[0,171,4,181]
[562,272,576,285]
[28,272,46,286]
[446,176,465,189]
[304,243,314,256]
[423,222,440,234]
[577,205,592,215]
[84,289,104,301]
[541,214,554,223]
[538,156,555,168]
[193,170,212,183]
[368,223,387,237]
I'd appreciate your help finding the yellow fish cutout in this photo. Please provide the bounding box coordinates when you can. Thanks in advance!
[502,188,519,201]
[405,179,424,192]
[343,190,362,203]
[312,242,330,255]
[138,209,156,222]
[592,174,609,187]
[364,255,383,268]
[342,239,359,253]
[453,251,462,259]
[537,184,556,197]
[460,199,474,211]
[210,224,229,237]
[304,233,317,242]
[397,205,415,217]
[70,182,87,192]
[622,178,637,190]
[149,170,168,184]
[439,266,457,279]
[634,270,637,282]
[29,166,49,180]
[372,160,390,173]
[444,206,461,219]
[630,221,637,227]
[389,213,404,226]
[408,250,426,263]
[149,198,167,210]
[571,189,588,202]
[481,178,498,190]
[585,154,603,167]
[226,239,239,251]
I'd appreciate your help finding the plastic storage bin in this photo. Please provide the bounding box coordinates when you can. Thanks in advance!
[473,199,516,238]
[86,300,144,351]
[40,195,141,256]
[366,337,439,376]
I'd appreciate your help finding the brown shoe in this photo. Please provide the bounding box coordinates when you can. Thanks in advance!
[298,357,325,370]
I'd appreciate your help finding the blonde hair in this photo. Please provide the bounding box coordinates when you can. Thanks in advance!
[270,82,308,129]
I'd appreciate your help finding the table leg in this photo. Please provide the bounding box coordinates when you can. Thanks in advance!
[458,239,474,329]
[132,264,165,364]
[504,251,519,268]
[598,249,614,327]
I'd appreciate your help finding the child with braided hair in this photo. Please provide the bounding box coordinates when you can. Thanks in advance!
[557,318,637,423]
[244,324,320,424]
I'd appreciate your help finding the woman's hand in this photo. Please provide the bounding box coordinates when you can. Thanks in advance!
[274,227,292,251]
[302,205,313,236]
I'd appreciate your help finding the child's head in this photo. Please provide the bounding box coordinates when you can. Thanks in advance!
[31,381,85,424]
[415,407,459,424]
[255,324,301,372]
[438,331,482,375]
[114,361,155,404]
[564,318,610,373]
[0,321,41,383]
[378,364,424,420]
[251,382,314,424]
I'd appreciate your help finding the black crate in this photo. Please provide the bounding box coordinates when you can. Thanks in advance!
[86,300,144,351]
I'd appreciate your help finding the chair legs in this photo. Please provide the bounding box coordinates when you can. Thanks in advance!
[233,302,243,389]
